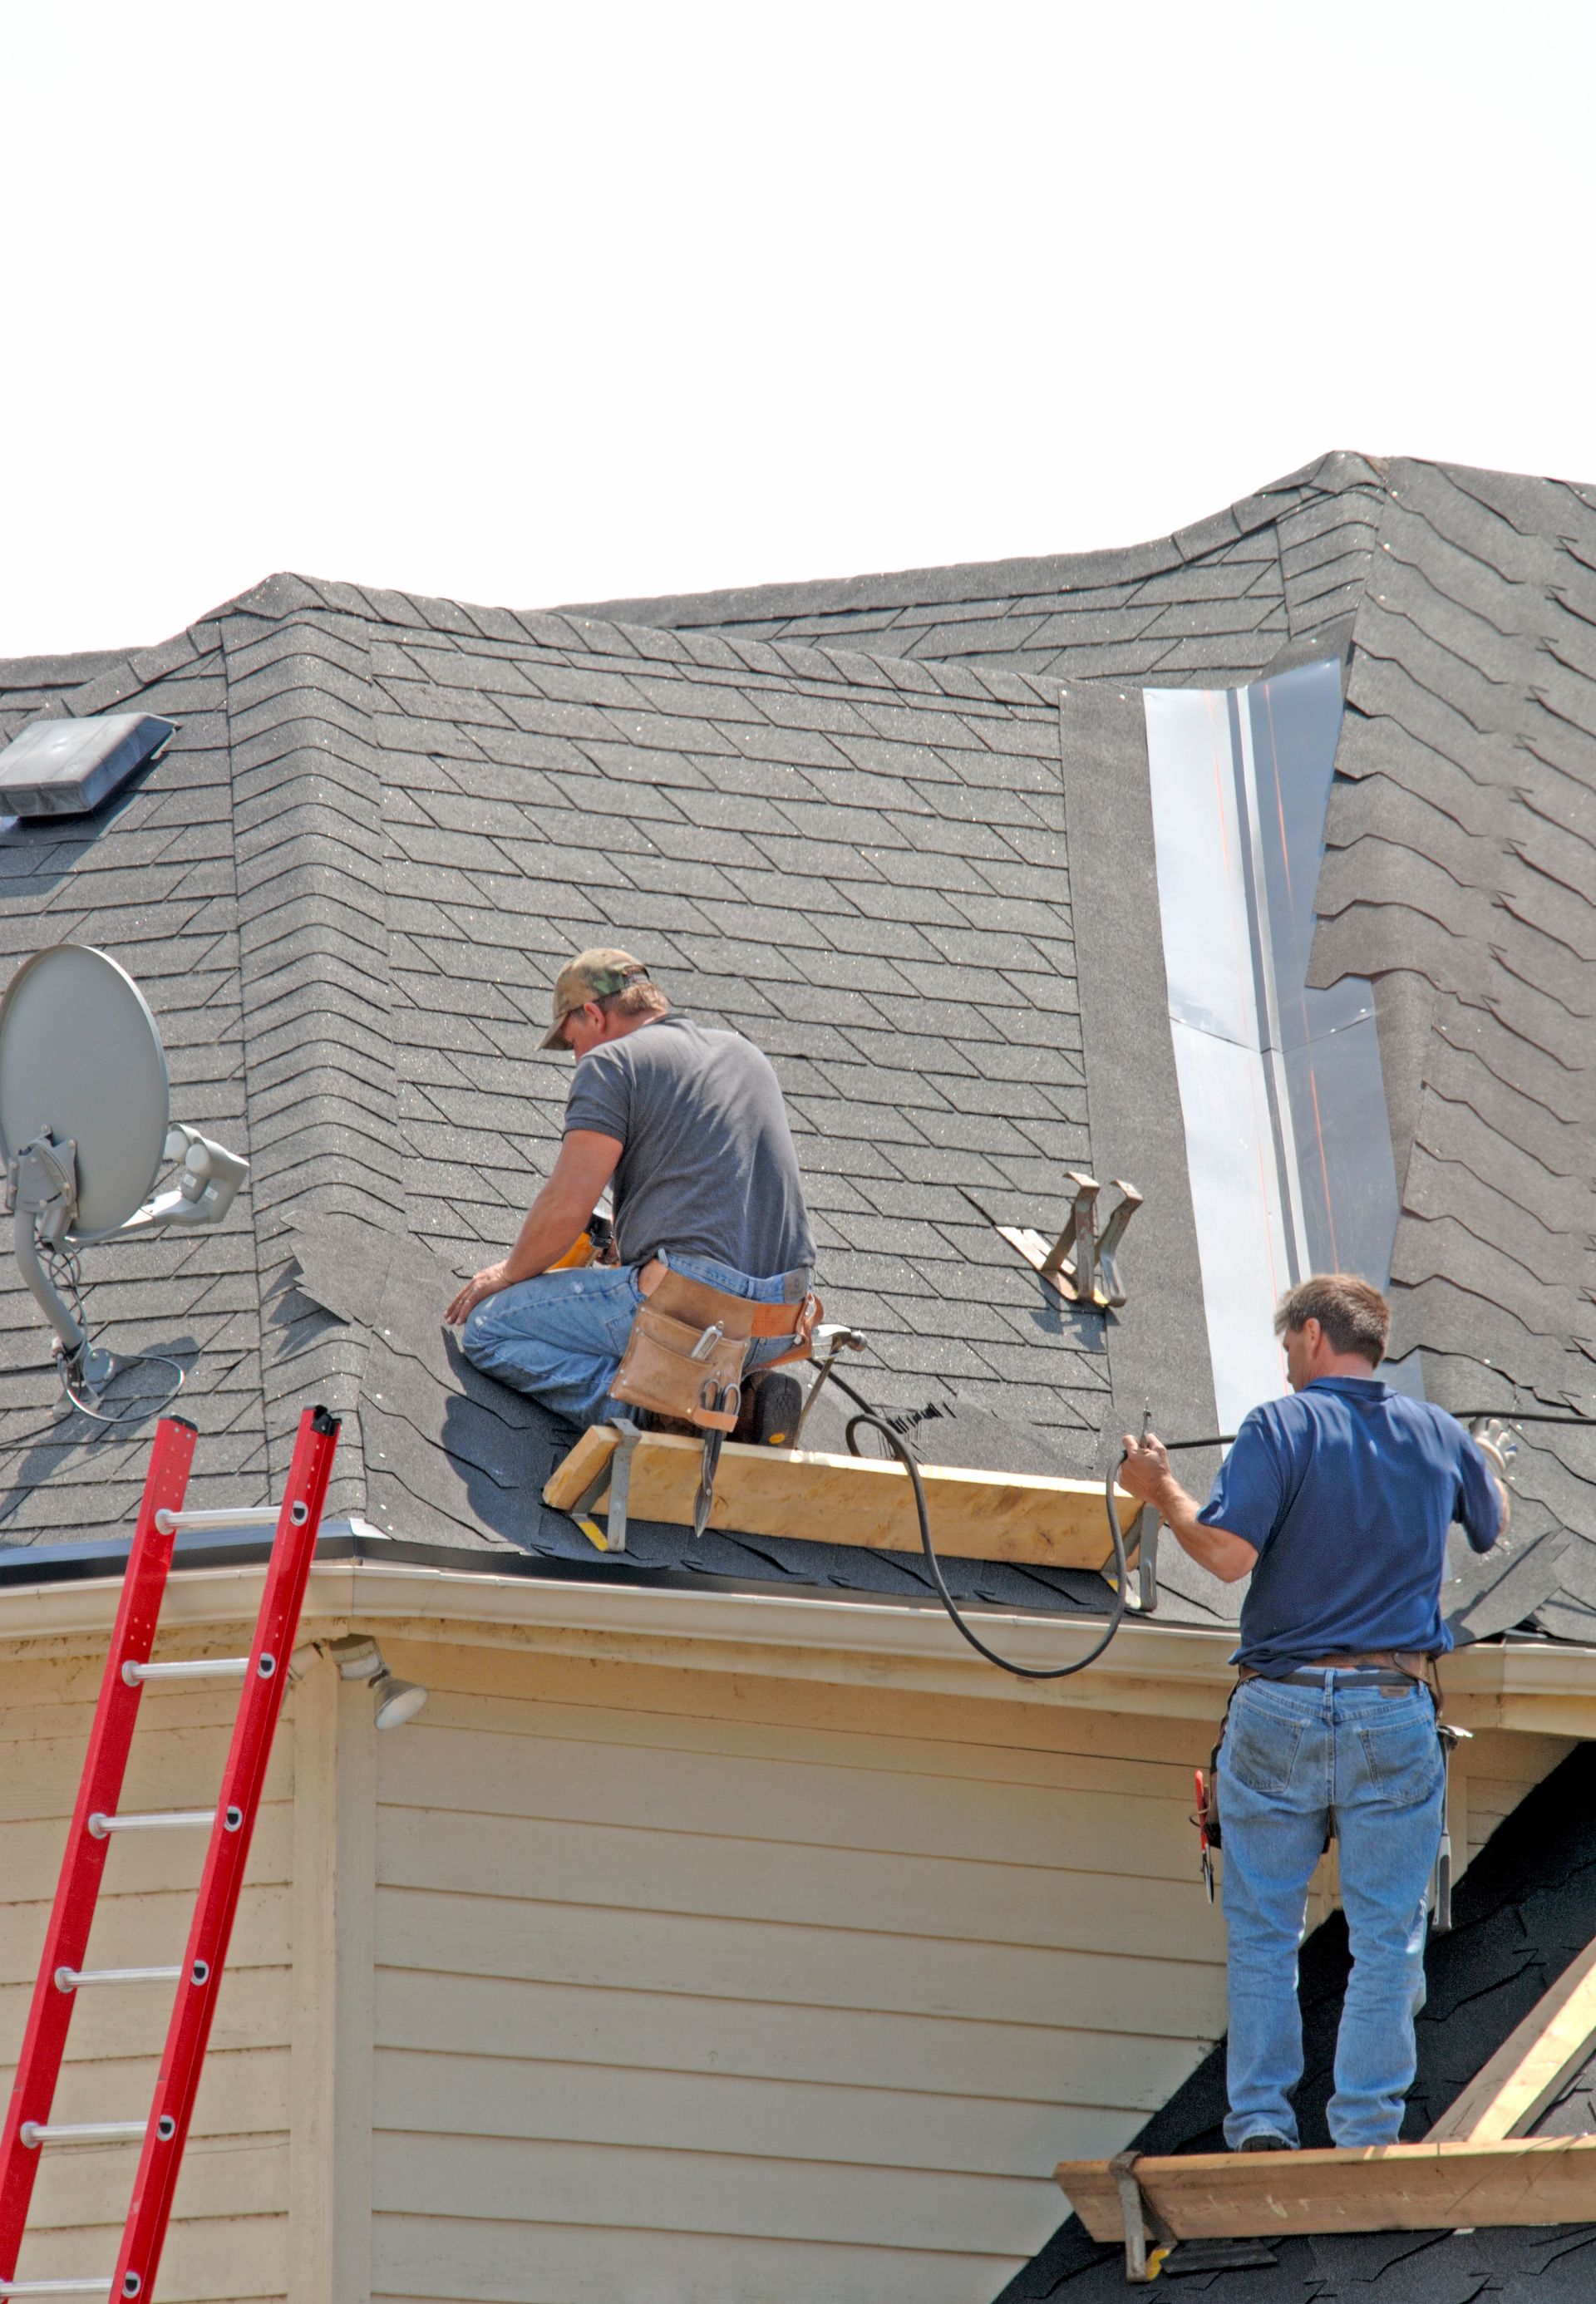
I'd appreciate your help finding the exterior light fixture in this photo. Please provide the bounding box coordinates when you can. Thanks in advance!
[326,1635,429,1730]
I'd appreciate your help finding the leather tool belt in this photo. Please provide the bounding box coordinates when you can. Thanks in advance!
[1237,1649,1440,1699]
[610,1262,821,1434]
[1193,1649,1451,1903]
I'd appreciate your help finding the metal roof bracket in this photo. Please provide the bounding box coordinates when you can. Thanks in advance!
[998,1173,1143,1310]
[1109,2150,1172,2283]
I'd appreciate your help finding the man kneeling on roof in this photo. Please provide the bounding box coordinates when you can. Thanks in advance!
[444,949,817,1442]
[1117,1276,1510,2155]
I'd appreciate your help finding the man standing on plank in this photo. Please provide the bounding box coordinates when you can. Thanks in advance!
[444,948,815,1440]
[1116,1274,1510,2152]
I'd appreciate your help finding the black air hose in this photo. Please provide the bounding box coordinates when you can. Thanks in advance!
[818,1374,1596,1686]
[826,1371,1130,1681]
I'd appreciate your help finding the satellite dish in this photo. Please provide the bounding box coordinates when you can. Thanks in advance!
[0,943,250,1417]
[0,945,170,1238]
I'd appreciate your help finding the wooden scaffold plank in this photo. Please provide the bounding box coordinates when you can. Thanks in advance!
[544,1427,1131,1568]
[1056,2134,1596,2246]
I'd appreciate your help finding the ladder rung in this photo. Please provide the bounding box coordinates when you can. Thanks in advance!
[20,2120,145,2148]
[153,1505,277,1534]
[55,1966,181,1992]
[87,1809,216,1838]
[121,1657,249,1685]
[0,2281,112,2295]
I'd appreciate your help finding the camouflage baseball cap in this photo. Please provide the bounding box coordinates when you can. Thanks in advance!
[539,948,651,1050]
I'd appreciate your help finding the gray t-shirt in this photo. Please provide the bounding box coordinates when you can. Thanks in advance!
[563,1015,816,1276]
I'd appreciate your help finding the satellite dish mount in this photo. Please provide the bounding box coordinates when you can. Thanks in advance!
[0,946,249,1419]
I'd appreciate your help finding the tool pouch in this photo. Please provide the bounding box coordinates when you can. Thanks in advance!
[612,1311,747,1431]
[611,1268,823,1435]
[611,1270,759,1434]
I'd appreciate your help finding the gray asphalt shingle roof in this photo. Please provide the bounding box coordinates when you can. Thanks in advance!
[1,450,1592,1650]
[566,450,1387,689]
[0,583,1142,1622]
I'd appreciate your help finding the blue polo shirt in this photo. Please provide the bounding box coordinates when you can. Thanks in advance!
[1199,1376,1504,1675]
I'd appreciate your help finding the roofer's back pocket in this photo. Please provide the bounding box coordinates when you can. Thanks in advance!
[1355,1700,1445,1805]
[1222,1691,1307,1797]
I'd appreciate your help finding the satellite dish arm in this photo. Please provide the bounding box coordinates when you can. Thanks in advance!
[9,1135,91,1361]
[114,1126,249,1239]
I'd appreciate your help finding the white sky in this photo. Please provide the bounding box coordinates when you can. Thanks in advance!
[7,1,1594,659]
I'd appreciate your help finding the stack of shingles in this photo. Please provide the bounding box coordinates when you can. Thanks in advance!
[1311,460,1596,1644]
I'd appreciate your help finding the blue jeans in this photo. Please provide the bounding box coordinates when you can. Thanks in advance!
[461,1251,807,1429]
[1218,1673,1445,2150]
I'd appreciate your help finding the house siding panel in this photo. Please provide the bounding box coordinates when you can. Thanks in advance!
[368,1643,1230,2304]
[0,1656,294,2302]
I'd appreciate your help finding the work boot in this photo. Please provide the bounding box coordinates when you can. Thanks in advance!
[734,1369,803,1447]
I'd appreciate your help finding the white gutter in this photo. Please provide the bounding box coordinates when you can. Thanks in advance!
[1,1550,1593,1727]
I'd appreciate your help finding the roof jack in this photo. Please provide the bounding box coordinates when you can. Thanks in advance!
[0,946,250,1424]
[998,1171,1142,1309]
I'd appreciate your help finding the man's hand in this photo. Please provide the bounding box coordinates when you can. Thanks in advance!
[445,1262,512,1327]
[1118,1429,1175,1508]
[443,1132,623,1331]
[1119,1429,1259,1585]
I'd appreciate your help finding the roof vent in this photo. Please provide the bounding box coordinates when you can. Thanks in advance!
[0,713,175,820]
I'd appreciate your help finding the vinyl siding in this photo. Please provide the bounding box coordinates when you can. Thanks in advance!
[0,1622,1574,2304]
[0,1652,293,2302]
[368,1643,1232,2304]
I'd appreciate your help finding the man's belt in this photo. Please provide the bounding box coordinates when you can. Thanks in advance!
[1239,1651,1439,1693]
[636,1257,815,1340]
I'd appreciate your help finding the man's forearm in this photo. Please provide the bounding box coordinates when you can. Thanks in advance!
[500,1184,594,1282]
[1135,1470,1259,1586]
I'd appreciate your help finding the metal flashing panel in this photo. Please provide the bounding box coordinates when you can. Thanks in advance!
[0,713,174,819]
[1145,661,1401,1430]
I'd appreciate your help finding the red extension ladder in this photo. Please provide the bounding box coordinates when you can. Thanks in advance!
[0,1406,340,2302]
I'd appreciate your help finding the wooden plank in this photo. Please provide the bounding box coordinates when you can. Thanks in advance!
[0,2050,290,2139]
[542,1425,1131,1567]
[1057,2134,1596,2242]
[0,1804,293,1904]
[22,2138,288,2229]
[0,1724,293,1828]
[1427,1937,1596,2142]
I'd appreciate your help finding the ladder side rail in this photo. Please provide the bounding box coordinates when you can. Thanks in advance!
[0,1417,198,2282]
[112,1407,339,2304]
